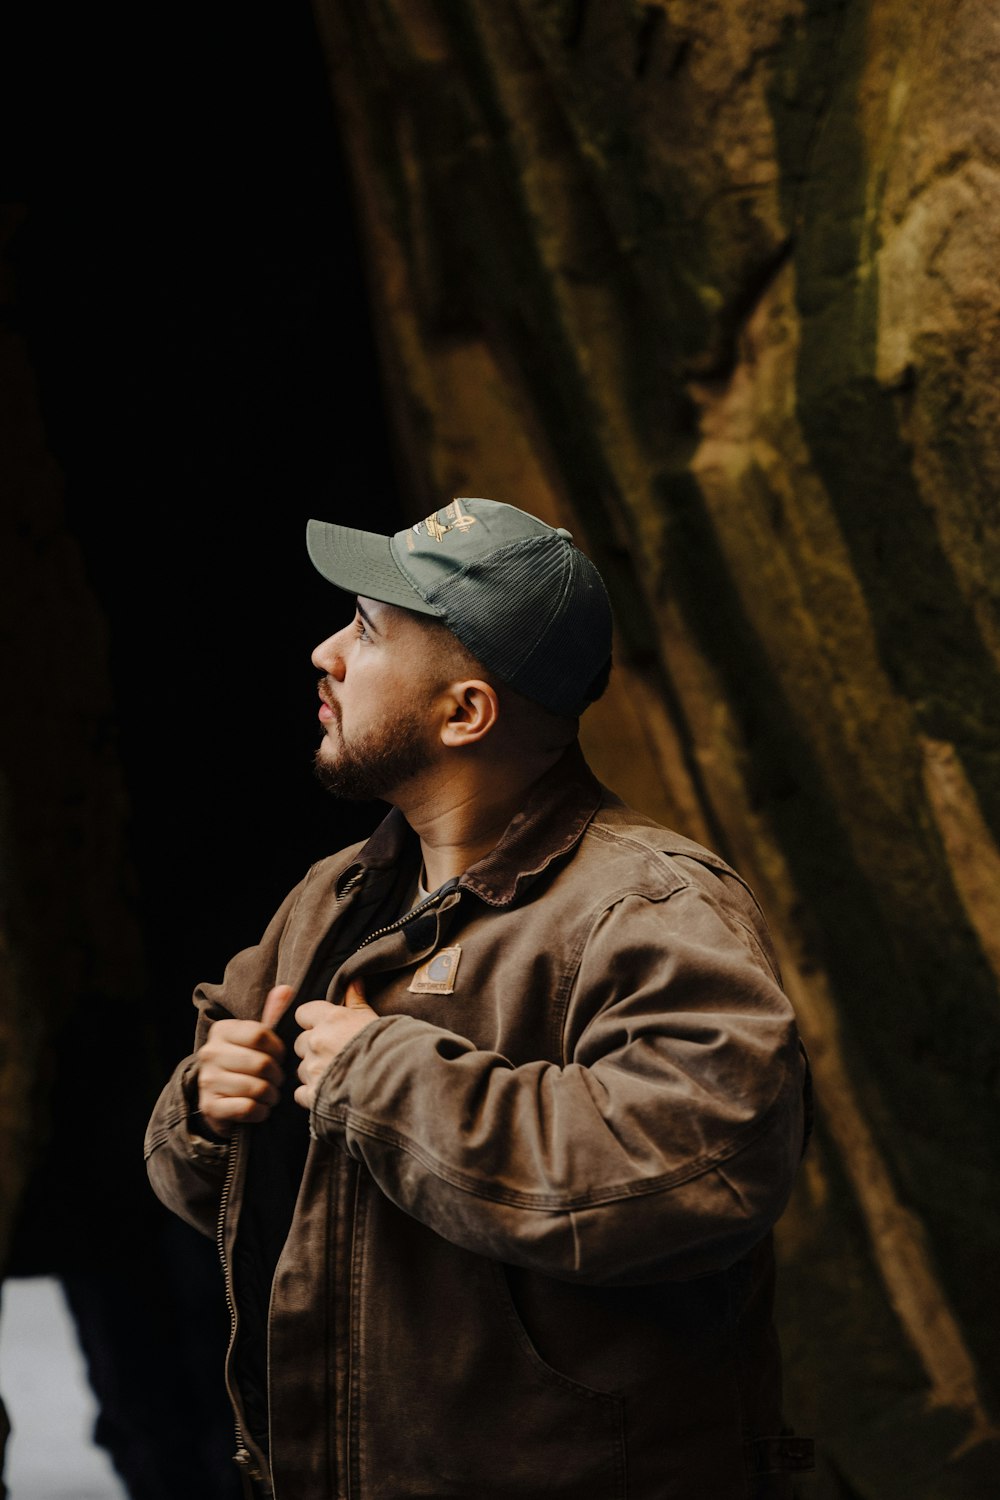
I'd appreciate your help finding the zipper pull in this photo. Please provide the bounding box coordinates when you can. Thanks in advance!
[233,1446,270,1491]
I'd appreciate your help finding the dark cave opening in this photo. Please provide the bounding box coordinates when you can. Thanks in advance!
[3,4,404,1492]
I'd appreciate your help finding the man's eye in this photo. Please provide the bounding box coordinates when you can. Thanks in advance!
[354,615,370,640]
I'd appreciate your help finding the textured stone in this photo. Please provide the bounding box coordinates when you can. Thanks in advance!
[311,1,1000,1489]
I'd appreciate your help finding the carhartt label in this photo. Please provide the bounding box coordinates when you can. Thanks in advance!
[408,946,462,995]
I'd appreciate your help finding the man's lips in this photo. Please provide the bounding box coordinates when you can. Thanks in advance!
[317,682,339,724]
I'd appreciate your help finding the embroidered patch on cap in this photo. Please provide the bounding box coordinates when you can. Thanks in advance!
[408,946,462,995]
[408,499,478,546]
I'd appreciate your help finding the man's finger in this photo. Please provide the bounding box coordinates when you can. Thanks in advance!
[295,1000,339,1031]
[203,1045,285,1086]
[343,978,368,1009]
[261,984,297,1031]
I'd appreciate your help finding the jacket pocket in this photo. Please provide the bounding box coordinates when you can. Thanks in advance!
[353,1198,627,1498]
[489,1262,624,1405]
[485,1261,627,1496]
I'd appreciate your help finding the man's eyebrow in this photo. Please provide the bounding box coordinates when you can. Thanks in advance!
[355,598,380,634]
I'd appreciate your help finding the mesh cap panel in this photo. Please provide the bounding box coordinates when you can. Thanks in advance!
[425,536,612,717]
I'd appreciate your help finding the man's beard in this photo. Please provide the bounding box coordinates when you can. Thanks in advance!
[313,702,436,802]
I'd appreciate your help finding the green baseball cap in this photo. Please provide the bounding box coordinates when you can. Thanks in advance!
[306,497,613,717]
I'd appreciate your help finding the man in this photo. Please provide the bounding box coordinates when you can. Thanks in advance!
[145,498,812,1499]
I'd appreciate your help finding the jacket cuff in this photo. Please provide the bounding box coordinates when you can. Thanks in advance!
[180,1060,232,1155]
[309,1014,404,1138]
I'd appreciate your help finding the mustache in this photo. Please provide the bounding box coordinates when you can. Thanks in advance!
[317,678,340,719]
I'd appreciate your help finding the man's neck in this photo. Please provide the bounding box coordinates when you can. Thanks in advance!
[398,747,566,890]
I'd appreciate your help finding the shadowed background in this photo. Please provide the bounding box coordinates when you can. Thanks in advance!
[2,2,999,1497]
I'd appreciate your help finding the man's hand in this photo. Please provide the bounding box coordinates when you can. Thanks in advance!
[195,985,296,1137]
[292,979,378,1111]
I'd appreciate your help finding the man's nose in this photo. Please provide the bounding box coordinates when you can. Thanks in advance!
[311,624,350,678]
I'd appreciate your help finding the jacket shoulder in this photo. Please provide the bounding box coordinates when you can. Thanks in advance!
[586,795,739,884]
[583,796,780,977]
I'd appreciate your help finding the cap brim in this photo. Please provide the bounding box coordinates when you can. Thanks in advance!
[306,520,441,617]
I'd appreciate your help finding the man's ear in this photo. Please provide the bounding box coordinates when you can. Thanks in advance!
[439,679,500,748]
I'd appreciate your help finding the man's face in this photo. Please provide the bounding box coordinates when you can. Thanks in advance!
[311,597,443,802]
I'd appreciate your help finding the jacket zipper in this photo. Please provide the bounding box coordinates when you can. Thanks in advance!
[325,876,458,1494]
[344,1165,363,1499]
[338,869,365,902]
[216,1129,268,1491]
[222,873,456,1495]
[349,881,456,957]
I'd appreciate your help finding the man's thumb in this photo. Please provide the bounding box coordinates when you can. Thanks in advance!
[343,978,367,1009]
[261,984,296,1031]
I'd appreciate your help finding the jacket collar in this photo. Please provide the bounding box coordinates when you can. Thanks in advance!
[336,742,603,908]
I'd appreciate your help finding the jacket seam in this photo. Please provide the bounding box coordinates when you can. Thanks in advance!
[552,919,593,1065]
[143,1106,229,1161]
[729,915,782,985]
[314,1093,785,1211]
[573,876,781,989]
[583,822,694,896]
[555,885,690,1061]
[585,820,768,912]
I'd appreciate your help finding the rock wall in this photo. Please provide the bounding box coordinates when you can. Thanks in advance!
[309,2,1000,1492]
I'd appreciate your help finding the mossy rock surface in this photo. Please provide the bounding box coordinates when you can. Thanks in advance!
[313,0,1000,1487]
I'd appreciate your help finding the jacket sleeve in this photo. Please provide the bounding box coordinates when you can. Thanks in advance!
[143,1055,231,1238]
[309,884,808,1285]
[143,875,312,1237]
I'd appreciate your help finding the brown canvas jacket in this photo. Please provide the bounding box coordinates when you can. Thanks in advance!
[145,747,812,1499]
